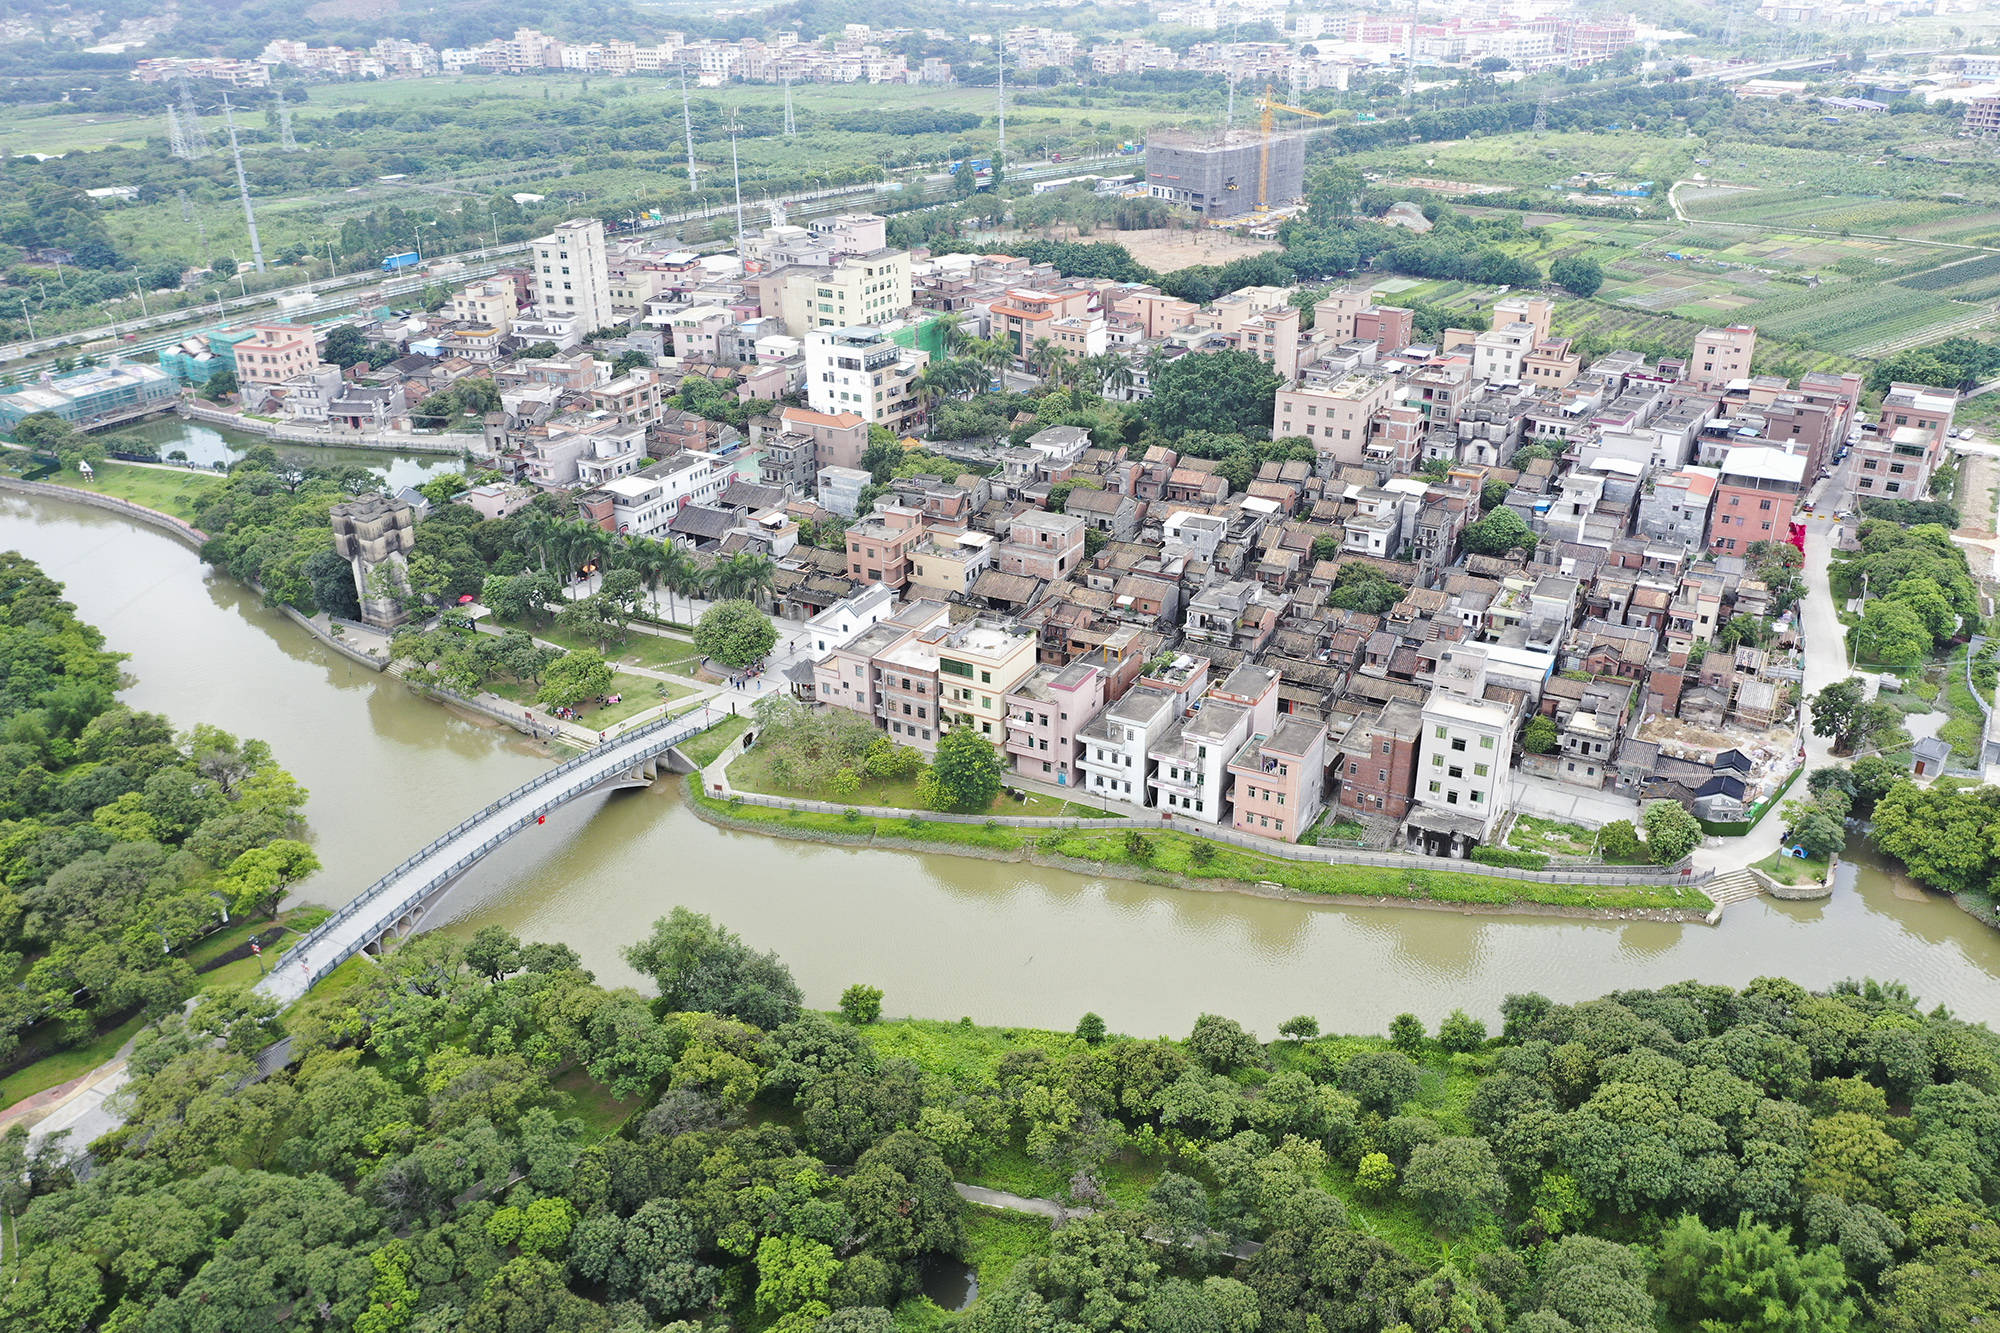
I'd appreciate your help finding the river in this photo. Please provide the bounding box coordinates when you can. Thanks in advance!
[98,416,466,492]
[6,494,2000,1036]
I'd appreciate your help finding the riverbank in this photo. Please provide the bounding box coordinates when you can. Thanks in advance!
[685,781,1716,922]
[178,401,466,454]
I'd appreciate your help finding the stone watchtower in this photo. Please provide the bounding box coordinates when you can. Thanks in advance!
[330,495,417,628]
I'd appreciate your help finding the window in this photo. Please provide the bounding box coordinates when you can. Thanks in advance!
[1450,737,1467,752]
[1429,781,1441,793]
[1474,763,1488,777]
[1479,736,1494,749]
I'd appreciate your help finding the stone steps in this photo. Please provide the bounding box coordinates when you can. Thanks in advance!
[1704,870,1765,909]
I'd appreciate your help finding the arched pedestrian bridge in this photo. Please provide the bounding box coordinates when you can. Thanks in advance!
[257,706,725,1005]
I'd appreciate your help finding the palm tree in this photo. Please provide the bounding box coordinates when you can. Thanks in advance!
[623,536,674,621]
[707,551,776,605]
[1093,353,1136,400]
[1027,338,1059,384]
[516,509,564,573]
[933,310,969,357]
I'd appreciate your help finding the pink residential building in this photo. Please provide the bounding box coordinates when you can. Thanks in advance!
[1004,657,1113,785]
[1227,717,1328,843]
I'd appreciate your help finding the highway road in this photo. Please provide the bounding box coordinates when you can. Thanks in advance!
[1,154,1140,377]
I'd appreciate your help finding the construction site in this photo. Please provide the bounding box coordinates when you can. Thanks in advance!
[1143,87,1322,222]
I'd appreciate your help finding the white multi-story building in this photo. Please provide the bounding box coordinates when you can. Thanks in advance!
[1409,645,1520,855]
[593,452,733,536]
[804,327,927,430]
[1079,687,1177,806]
[531,218,614,335]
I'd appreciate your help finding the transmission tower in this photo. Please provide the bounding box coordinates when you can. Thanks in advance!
[679,68,699,191]
[1534,90,1549,133]
[277,91,299,151]
[166,104,191,160]
[1724,0,1743,47]
[221,96,265,274]
[730,122,747,253]
[783,74,796,136]
[1403,0,1419,103]
[176,79,210,157]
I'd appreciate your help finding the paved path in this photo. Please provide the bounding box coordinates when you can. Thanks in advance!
[1693,515,1840,873]
[255,704,728,1005]
[951,1182,1261,1259]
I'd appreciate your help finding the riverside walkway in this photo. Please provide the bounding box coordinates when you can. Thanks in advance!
[256,705,725,1005]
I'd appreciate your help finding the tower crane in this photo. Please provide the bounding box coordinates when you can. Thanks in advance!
[1256,85,1328,211]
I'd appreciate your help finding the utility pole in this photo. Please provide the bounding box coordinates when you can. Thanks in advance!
[680,68,699,191]
[19,300,32,341]
[221,96,265,273]
[1226,66,1237,129]
[133,275,148,317]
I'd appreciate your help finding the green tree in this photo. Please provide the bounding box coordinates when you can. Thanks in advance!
[839,983,883,1024]
[536,650,613,710]
[1780,798,1847,860]
[1278,1015,1319,1041]
[218,838,320,918]
[1549,254,1604,298]
[1853,600,1931,667]
[1404,1137,1506,1233]
[1655,1214,1856,1332]
[1188,1013,1262,1072]
[1642,800,1702,865]
[1075,1012,1107,1044]
[693,600,776,669]
[928,726,1002,813]
[1146,350,1281,435]
[1460,507,1533,557]
[1340,1050,1421,1114]
[1522,714,1559,754]
[623,906,803,1029]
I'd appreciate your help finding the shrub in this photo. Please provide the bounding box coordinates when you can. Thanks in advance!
[1277,1014,1320,1041]
[1389,1013,1427,1056]
[1598,820,1644,861]
[1075,1012,1106,1044]
[1471,846,1550,870]
[1437,1008,1488,1052]
[1355,1151,1397,1197]
[839,983,883,1024]
[1123,829,1153,861]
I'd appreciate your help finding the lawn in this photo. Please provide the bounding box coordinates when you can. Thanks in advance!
[727,747,1111,818]
[549,1066,642,1138]
[12,458,220,522]
[488,670,668,728]
[677,714,751,769]
[497,617,706,675]
[0,1011,149,1113]
[963,1207,1054,1297]
[1753,849,1831,886]
[1505,815,1597,858]
[864,1017,1084,1085]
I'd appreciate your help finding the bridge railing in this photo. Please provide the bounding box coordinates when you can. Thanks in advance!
[279,706,720,987]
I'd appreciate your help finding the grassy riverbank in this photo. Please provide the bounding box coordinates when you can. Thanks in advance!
[5,457,219,520]
[726,748,1112,818]
[687,781,1713,914]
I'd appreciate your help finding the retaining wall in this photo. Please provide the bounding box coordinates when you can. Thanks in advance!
[700,783,1708,887]
[178,403,464,454]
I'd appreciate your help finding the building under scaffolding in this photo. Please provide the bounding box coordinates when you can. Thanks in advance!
[1143,126,1306,221]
